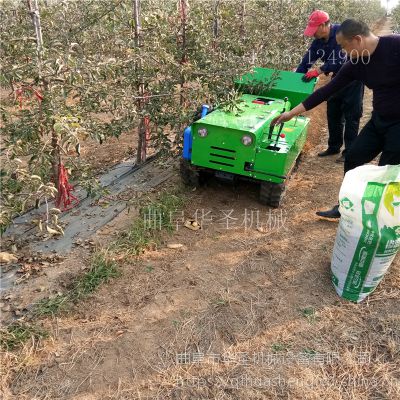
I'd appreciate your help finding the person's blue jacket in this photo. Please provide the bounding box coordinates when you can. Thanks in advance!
[296,24,346,76]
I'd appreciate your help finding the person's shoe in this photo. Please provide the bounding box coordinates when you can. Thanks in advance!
[316,204,341,219]
[335,154,345,163]
[317,148,340,157]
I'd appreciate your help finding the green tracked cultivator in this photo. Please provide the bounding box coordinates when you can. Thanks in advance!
[180,68,317,207]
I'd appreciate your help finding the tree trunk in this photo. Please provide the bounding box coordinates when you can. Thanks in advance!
[240,1,246,38]
[213,0,220,49]
[28,0,60,187]
[179,0,188,107]
[27,0,43,75]
[133,0,146,164]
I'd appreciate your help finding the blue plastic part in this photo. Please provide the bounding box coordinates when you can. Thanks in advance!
[201,104,210,118]
[183,126,192,160]
[182,105,209,160]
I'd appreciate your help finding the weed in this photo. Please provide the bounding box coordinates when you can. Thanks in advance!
[115,189,186,254]
[298,307,319,323]
[271,343,289,352]
[211,298,229,308]
[0,322,48,351]
[34,294,69,317]
[302,348,317,355]
[33,251,118,317]
[73,251,119,300]
[172,320,181,328]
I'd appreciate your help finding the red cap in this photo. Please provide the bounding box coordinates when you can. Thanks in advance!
[304,10,329,36]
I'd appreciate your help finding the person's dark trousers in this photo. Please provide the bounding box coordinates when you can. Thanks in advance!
[326,80,364,155]
[344,112,400,174]
[317,112,400,219]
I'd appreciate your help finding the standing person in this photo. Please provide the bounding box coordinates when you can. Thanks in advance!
[272,19,400,218]
[296,10,364,163]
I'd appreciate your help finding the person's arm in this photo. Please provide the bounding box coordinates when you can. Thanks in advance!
[272,62,355,125]
[320,44,347,75]
[302,61,354,110]
[271,103,306,126]
[319,46,346,75]
[296,40,320,73]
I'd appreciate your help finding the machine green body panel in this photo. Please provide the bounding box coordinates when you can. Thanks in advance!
[191,94,310,184]
[235,67,317,108]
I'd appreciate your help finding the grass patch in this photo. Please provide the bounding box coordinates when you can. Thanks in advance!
[0,322,48,351]
[271,343,290,352]
[298,307,320,323]
[115,216,153,255]
[302,348,317,355]
[33,294,70,317]
[116,189,186,255]
[33,251,119,317]
[211,298,229,308]
[73,252,119,299]
[14,189,186,321]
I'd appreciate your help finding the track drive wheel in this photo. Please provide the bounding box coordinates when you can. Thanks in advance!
[180,158,201,187]
[259,181,286,208]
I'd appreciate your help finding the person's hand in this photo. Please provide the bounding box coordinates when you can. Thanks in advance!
[302,69,320,82]
[271,112,293,126]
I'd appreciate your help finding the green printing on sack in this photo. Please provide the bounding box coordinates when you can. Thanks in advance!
[375,225,400,257]
[342,182,386,299]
